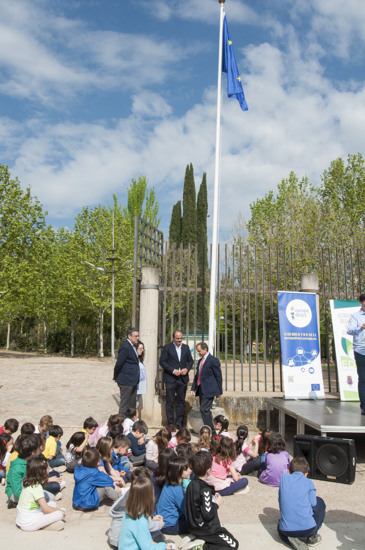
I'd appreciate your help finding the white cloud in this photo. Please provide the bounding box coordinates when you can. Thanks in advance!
[0,0,191,104]
[291,0,365,59]
[5,30,365,237]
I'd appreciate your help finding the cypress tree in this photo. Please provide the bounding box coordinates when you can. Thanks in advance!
[196,173,209,334]
[169,200,182,244]
[181,163,197,247]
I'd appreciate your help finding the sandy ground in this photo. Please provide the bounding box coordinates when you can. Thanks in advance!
[0,350,365,549]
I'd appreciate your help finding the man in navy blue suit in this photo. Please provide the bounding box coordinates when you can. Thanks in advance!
[191,342,223,433]
[113,327,140,416]
[159,330,194,431]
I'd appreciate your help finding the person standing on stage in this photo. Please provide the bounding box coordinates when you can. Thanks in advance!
[159,330,193,431]
[191,342,222,434]
[347,294,365,415]
[113,328,140,416]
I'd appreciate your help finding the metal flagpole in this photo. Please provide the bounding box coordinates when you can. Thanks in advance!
[208,0,225,354]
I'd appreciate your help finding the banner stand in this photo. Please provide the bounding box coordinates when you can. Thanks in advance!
[278,291,325,400]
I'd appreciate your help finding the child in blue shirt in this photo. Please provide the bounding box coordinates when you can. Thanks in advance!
[157,456,191,535]
[112,435,133,482]
[118,475,166,550]
[73,448,122,511]
[278,457,326,549]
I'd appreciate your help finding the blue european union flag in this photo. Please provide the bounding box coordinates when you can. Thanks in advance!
[222,16,248,111]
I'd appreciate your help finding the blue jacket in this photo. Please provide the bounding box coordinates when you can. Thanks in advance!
[156,484,185,528]
[112,450,132,472]
[73,465,114,509]
[118,513,166,550]
[191,353,223,399]
[159,342,193,384]
[114,339,140,386]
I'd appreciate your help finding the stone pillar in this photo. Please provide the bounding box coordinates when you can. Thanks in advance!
[300,273,320,348]
[139,267,160,424]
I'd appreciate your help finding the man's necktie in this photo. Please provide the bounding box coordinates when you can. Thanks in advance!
[197,356,205,386]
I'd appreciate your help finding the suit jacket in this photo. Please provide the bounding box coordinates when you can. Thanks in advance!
[159,342,193,384]
[191,353,223,399]
[113,339,140,386]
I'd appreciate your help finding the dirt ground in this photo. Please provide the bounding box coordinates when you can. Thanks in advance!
[0,350,364,549]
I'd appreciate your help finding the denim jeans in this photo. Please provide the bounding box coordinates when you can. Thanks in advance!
[49,454,66,468]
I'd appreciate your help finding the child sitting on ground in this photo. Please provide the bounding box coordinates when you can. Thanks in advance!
[6,435,39,508]
[73,448,122,511]
[16,455,66,532]
[146,428,171,472]
[157,456,191,535]
[0,433,13,483]
[82,417,98,440]
[206,436,249,496]
[89,414,124,447]
[0,418,19,436]
[185,450,239,550]
[151,447,176,510]
[259,433,290,487]
[34,433,66,498]
[213,415,231,438]
[65,432,88,473]
[43,425,65,468]
[233,425,261,476]
[278,457,326,549]
[198,425,212,452]
[127,420,148,465]
[112,435,133,481]
[118,475,166,550]
[123,408,138,436]
[108,466,165,549]
[96,436,125,486]
[35,415,53,437]
[168,427,191,449]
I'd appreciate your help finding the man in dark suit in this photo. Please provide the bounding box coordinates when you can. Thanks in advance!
[159,330,193,431]
[191,341,223,433]
[113,327,140,416]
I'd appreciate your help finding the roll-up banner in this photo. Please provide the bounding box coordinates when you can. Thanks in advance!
[329,300,359,401]
[278,291,325,399]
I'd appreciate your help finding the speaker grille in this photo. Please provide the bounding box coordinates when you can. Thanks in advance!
[315,444,348,477]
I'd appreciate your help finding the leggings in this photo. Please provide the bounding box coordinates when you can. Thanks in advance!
[219,477,248,496]
[17,501,64,532]
[240,456,261,475]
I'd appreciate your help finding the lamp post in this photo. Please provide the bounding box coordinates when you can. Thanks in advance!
[84,211,132,363]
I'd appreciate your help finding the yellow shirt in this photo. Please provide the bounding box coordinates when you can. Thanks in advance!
[43,436,57,459]
[6,450,18,474]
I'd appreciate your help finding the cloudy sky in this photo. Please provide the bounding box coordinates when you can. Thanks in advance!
[1,0,365,239]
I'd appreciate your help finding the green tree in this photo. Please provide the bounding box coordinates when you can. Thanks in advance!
[0,164,47,302]
[181,164,197,247]
[123,176,160,227]
[196,173,208,332]
[169,200,182,244]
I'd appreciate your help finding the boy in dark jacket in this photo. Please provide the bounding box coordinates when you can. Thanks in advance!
[126,420,147,465]
[73,448,121,510]
[185,451,239,550]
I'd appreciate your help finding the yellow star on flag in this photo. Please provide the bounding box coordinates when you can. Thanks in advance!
[228,40,232,45]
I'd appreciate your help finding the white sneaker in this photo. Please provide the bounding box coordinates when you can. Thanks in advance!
[234,485,250,495]
[1,478,5,486]
[43,521,65,531]
[54,493,62,501]
[59,480,66,490]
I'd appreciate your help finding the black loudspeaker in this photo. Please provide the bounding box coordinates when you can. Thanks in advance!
[293,434,356,485]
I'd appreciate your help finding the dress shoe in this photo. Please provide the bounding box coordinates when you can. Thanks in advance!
[176,424,184,429]
[168,425,176,432]
[361,409,365,415]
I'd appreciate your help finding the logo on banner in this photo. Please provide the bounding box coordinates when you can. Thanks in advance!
[347,376,353,386]
[286,299,312,328]
[311,383,320,391]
